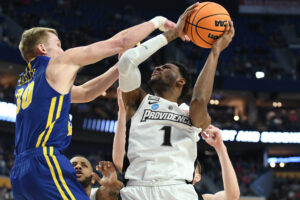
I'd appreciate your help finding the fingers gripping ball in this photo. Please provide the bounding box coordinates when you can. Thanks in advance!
[185,2,231,48]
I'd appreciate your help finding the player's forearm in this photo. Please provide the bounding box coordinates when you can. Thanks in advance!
[71,65,118,103]
[189,51,219,128]
[112,111,126,172]
[97,181,124,200]
[163,28,179,43]
[64,20,158,67]
[215,144,240,200]
[192,50,219,104]
[111,21,155,44]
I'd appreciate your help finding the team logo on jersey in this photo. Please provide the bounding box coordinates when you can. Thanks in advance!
[141,109,191,126]
[148,95,160,104]
[151,104,159,110]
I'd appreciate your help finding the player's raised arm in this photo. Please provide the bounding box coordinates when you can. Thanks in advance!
[71,63,118,103]
[190,21,235,130]
[201,125,240,200]
[57,17,175,67]
[112,88,126,172]
[46,17,175,94]
[119,3,199,120]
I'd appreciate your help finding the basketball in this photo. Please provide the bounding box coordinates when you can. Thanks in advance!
[185,2,231,48]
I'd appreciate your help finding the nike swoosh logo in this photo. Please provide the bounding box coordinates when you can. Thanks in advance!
[148,101,158,105]
[141,45,148,50]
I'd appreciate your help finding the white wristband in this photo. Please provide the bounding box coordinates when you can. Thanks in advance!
[150,16,167,32]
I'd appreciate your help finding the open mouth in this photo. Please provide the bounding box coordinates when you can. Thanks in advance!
[76,170,83,178]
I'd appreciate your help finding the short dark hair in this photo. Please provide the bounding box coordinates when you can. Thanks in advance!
[70,155,93,169]
[169,61,191,101]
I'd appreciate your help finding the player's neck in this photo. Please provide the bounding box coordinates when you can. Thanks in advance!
[154,90,179,103]
[85,185,92,197]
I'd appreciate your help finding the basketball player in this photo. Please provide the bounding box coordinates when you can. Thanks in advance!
[193,125,240,200]
[70,156,122,200]
[10,15,179,199]
[116,5,235,200]
[113,90,239,200]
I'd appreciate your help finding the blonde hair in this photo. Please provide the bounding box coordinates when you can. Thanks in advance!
[19,27,58,62]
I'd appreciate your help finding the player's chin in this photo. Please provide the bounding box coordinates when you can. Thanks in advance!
[150,74,160,80]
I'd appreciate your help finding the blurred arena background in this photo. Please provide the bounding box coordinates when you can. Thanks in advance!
[0,0,300,199]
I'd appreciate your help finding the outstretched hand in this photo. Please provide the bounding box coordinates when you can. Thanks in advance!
[201,125,224,150]
[163,19,190,42]
[175,2,199,40]
[93,161,118,189]
[212,21,235,54]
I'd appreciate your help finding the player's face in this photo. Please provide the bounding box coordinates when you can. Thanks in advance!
[44,32,64,58]
[70,157,93,185]
[151,63,180,81]
[150,63,181,88]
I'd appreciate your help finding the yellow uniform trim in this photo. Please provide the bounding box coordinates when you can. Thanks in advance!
[28,62,32,70]
[43,147,68,200]
[36,97,57,147]
[56,95,64,119]
[67,122,72,136]
[50,147,76,200]
[42,95,64,147]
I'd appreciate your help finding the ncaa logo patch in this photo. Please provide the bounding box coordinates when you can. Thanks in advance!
[151,103,159,110]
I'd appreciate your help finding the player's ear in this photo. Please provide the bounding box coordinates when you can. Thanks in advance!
[37,43,47,55]
[195,174,201,182]
[176,77,186,87]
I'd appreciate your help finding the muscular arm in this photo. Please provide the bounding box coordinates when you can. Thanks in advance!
[189,50,217,130]
[190,22,235,130]
[71,64,118,103]
[46,18,166,94]
[61,20,159,67]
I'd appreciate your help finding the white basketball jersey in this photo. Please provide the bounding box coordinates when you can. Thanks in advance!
[124,94,201,182]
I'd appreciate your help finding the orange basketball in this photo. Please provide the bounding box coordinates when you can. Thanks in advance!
[185,2,231,48]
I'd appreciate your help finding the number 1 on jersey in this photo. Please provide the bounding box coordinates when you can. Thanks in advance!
[161,126,172,146]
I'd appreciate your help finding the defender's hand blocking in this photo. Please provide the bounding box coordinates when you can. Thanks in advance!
[212,21,235,54]
[175,2,200,40]
[93,161,118,188]
[201,125,224,150]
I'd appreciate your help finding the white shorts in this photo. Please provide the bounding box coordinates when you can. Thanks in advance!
[120,180,198,200]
